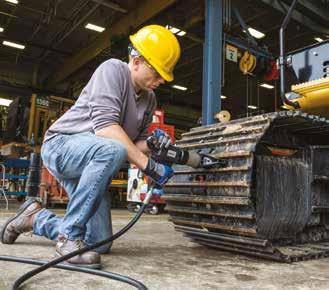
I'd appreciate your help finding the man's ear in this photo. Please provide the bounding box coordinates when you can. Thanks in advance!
[132,56,141,66]
[132,56,143,72]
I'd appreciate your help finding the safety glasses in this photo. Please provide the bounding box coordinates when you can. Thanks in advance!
[141,57,162,79]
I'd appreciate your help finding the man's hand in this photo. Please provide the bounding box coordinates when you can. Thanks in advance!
[153,187,164,195]
[147,129,172,152]
[142,158,174,186]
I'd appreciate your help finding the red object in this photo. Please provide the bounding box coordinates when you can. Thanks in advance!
[39,166,68,205]
[140,192,166,204]
[148,109,175,142]
[264,60,279,81]
[152,109,165,124]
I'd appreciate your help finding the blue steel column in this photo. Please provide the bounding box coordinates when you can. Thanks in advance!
[202,0,222,125]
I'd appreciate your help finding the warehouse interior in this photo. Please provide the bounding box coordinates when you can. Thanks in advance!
[0,0,328,134]
[0,0,329,289]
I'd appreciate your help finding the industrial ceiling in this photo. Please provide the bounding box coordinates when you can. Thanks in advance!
[0,0,328,134]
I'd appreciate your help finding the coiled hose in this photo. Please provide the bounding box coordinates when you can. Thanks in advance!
[0,189,154,290]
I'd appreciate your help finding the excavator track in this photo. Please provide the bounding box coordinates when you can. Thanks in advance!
[164,111,329,262]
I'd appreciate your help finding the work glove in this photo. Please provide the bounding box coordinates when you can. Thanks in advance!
[142,158,174,187]
[152,187,164,196]
[146,129,172,152]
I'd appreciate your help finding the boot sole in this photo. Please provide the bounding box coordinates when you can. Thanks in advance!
[0,197,41,244]
[55,252,102,269]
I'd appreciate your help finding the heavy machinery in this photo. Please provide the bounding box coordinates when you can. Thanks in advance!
[164,7,329,261]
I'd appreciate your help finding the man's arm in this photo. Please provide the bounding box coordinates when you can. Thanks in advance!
[135,140,150,154]
[95,124,148,170]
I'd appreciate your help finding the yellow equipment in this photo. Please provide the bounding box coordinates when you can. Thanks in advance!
[153,4,329,264]
[284,77,329,116]
[129,24,181,82]
[165,40,329,262]
[28,95,75,148]
[279,39,329,116]
[239,51,257,74]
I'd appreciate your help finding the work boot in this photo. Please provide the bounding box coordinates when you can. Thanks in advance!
[1,198,42,244]
[56,234,101,269]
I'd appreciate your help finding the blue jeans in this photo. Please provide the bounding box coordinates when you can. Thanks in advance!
[33,132,127,253]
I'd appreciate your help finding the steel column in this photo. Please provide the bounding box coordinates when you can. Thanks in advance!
[279,0,300,109]
[202,0,222,125]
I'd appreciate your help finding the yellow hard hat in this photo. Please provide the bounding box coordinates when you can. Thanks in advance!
[130,25,181,82]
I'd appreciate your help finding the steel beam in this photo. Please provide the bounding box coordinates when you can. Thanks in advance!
[260,0,329,35]
[289,0,329,23]
[232,7,258,46]
[0,11,18,18]
[47,0,176,86]
[225,33,273,58]
[39,2,101,63]
[89,0,127,13]
[202,0,222,125]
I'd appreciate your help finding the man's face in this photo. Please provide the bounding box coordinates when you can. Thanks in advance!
[132,56,165,91]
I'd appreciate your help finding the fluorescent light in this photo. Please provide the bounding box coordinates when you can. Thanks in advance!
[177,30,186,36]
[85,23,105,33]
[172,85,187,91]
[166,25,180,34]
[0,27,4,33]
[0,98,13,107]
[5,0,18,4]
[166,25,187,37]
[248,105,257,110]
[315,37,324,43]
[170,27,180,34]
[247,27,265,39]
[2,40,25,50]
[260,83,274,89]
[221,95,227,99]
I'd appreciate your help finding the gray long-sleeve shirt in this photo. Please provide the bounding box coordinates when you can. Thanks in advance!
[44,59,157,142]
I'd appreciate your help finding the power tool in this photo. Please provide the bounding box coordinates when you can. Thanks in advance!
[146,135,227,169]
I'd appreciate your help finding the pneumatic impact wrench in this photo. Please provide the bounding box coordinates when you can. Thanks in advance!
[146,135,227,169]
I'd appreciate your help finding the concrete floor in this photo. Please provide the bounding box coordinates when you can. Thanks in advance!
[1,202,329,290]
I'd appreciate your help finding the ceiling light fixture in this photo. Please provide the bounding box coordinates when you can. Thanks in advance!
[166,25,180,34]
[0,27,4,33]
[221,95,227,99]
[85,23,105,33]
[172,85,187,91]
[247,27,265,39]
[248,105,258,110]
[2,40,25,50]
[314,37,324,43]
[260,83,274,89]
[0,98,13,107]
[5,0,19,4]
[166,25,186,37]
